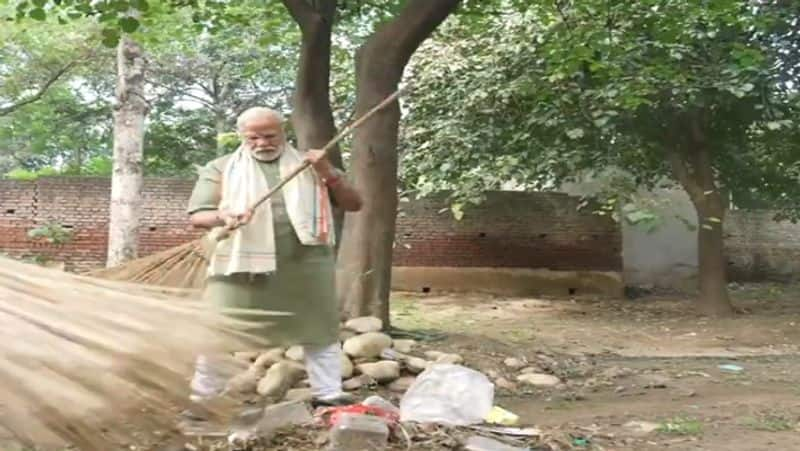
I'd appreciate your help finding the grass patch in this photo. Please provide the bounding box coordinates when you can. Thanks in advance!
[657,415,704,436]
[741,413,795,432]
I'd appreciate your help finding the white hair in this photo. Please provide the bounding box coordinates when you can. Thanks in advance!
[236,107,286,132]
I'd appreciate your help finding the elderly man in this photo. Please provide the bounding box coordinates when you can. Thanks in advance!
[185,106,362,413]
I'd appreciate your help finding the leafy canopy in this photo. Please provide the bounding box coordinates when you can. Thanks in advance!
[401,0,800,222]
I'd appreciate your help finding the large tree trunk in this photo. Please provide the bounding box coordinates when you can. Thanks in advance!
[281,0,345,248]
[694,192,731,316]
[336,0,462,324]
[107,36,147,268]
[667,122,733,317]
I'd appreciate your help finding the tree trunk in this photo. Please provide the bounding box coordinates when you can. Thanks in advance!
[694,194,732,316]
[73,145,83,174]
[214,108,227,156]
[281,0,345,249]
[336,0,462,324]
[107,36,147,268]
[667,126,733,317]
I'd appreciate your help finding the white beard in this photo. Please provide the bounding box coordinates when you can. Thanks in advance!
[248,142,285,162]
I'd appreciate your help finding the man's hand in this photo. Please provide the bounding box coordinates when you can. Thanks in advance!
[303,148,363,212]
[304,149,336,179]
[218,208,253,229]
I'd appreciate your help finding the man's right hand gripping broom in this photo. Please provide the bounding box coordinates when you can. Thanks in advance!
[200,208,254,255]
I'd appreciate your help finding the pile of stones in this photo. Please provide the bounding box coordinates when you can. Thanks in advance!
[225,316,465,402]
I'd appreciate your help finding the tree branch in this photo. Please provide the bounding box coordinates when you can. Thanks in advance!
[282,0,317,29]
[283,0,341,166]
[667,147,705,203]
[0,60,78,116]
[361,0,462,78]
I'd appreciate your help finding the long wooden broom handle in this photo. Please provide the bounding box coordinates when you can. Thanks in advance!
[219,86,406,236]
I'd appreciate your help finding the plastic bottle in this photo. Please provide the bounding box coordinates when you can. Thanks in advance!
[327,413,389,451]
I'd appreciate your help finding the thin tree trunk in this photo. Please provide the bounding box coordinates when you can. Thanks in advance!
[214,109,227,156]
[667,124,733,317]
[336,0,462,324]
[281,0,344,250]
[73,145,83,174]
[107,36,146,268]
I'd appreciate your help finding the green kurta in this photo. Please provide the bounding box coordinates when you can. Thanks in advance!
[187,155,339,347]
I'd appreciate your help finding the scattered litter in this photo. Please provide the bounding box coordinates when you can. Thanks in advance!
[400,364,494,426]
[228,401,312,443]
[484,406,520,426]
[572,436,589,446]
[463,435,531,451]
[316,404,399,428]
[686,371,712,378]
[327,412,389,451]
[718,363,744,373]
[467,426,542,437]
[361,395,400,415]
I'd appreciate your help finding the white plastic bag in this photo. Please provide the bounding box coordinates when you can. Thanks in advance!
[399,363,494,425]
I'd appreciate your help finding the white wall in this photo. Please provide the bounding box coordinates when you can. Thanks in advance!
[621,189,698,291]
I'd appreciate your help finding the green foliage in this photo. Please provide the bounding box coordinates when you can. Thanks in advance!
[1,2,300,177]
[27,221,74,245]
[657,415,704,436]
[401,1,800,220]
[5,167,56,180]
[741,412,795,432]
[7,0,152,46]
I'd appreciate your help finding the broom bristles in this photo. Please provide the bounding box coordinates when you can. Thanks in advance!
[86,239,209,289]
[0,255,288,450]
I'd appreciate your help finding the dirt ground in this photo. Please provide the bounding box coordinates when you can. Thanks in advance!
[384,283,800,451]
[5,283,799,450]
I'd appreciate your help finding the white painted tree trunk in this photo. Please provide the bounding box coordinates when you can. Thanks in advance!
[107,36,147,268]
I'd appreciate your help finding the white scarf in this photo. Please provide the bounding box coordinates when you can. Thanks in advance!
[207,144,334,277]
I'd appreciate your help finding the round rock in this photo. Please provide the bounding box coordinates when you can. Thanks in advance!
[253,348,286,370]
[435,353,464,365]
[257,361,305,398]
[516,373,561,387]
[344,316,383,334]
[356,361,400,383]
[504,357,525,369]
[341,354,354,379]
[343,374,373,391]
[285,345,305,362]
[423,350,446,360]
[343,332,393,359]
[392,339,417,354]
[406,357,429,374]
[226,368,263,394]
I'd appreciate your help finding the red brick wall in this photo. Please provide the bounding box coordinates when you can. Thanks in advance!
[0,177,202,272]
[0,177,622,272]
[394,192,622,271]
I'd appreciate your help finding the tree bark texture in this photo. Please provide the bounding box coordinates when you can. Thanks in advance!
[336,0,462,325]
[282,0,345,248]
[666,118,734,317]
[107,36,147,268]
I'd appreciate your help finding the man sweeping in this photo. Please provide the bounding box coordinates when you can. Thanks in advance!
[185,106,363,413]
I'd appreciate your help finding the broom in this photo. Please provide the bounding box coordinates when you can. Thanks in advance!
[0,254,287,450]
[88,87,405,289]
